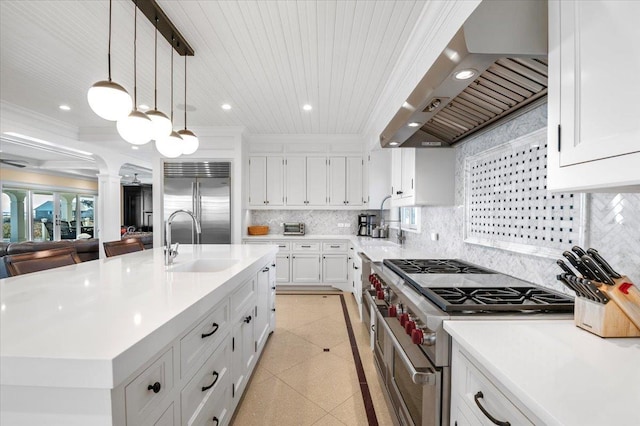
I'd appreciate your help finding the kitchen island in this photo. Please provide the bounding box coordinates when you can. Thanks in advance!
[0,244,278,425]
[445,320,640,425]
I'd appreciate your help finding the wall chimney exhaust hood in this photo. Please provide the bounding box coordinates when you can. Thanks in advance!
[380,1,548,148]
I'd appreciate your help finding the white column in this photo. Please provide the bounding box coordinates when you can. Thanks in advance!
[96,173,122,258]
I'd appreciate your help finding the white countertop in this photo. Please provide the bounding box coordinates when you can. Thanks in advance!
[444,320,640,426]
[0,244,277,389]
[243,234,435,262]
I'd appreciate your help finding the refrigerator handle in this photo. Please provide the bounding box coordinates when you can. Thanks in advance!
[196,181,202,245]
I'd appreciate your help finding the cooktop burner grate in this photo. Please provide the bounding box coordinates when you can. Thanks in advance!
[384,259,493,274]
[425,287,575,313]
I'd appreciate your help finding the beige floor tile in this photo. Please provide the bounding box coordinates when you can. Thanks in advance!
[289,316,349,349]
[330,392,369,426]
[248,363,274,385]
[230,376,327,426]
[277,351,360,412]
[329,340,354,362]
[311,414,347,426]
[258,330,323,374]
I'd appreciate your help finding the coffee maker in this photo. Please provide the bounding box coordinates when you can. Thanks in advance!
[357,214,368,236]
[367,214,376,236]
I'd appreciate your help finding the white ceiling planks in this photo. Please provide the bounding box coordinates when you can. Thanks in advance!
[1,0,427,135]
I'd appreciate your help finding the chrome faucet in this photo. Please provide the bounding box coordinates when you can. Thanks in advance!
[379,195,392,227]
[165,209,202,265]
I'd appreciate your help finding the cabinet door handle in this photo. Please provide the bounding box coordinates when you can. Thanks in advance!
[330,245,340,248]
[147,382,161,394]
[212,416,219,426]
[262,267,270,272]
[301,245,311,248]
[474,391,511,426]
[201,371,219,392]
[201,323,219,339]
[244,315,252,324]
[271,263,276,267]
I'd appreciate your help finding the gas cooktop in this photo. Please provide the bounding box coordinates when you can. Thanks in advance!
[384,259,493,274]
[382,258,574,314]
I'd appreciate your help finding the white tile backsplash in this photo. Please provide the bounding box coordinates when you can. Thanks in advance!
[249,210,378,235]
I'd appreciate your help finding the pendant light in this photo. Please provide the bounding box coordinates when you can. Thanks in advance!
[146,17,172,140]
[155,37,183,158]
[117,0,153,145]
[87,0,132,121]
[178,55,199,155]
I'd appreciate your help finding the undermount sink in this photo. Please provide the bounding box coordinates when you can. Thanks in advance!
[167,258,240,273]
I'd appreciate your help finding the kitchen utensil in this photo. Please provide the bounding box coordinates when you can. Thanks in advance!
[556,259,577,277]
[571,246,588,258]
[586,248,622,279]
[595,276,640,331]
[557,274,584,298]
[579,277,609,304]
[580,255,615,285]
[562,251,594,279]
[573,293,640,338]
[567,274,598,302]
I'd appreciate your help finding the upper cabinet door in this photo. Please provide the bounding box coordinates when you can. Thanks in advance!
[265,156,284,206]
[548,0,640,191]
[306,157,328,206]
[328,157,346,206]
[557,1,640,166]
[401,149,416,199]
[346,157,363,206]
[391,149,403,199]
[285,157,307,206]
[248,156,266,206]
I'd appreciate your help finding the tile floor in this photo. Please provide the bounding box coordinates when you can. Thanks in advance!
[230,293,395,426]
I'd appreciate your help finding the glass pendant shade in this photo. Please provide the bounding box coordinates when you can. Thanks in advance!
[117,110,153,145]
[155,130,183,158]
[178,129,199,155]
[146,109,172,140]
[87,80,132,121]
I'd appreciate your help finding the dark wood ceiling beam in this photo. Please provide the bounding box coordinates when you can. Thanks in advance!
[132,0,194,56]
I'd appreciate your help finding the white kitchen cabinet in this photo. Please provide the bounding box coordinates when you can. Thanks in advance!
[291,253,321,283]
[367,148,392,208]
[547,0,640,191]
[390,148,455,207]
[322,254,348,283]
[328,156,363,206]
[255,265,271,353]
[275,253,290,283]
[248,156,284,206]
[450,340,539,426]
[285,156,328,206]
[232,303,255,401]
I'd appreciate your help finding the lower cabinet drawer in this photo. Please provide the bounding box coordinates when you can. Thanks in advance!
[231,277,256,317]
[458,351,534,426]
[181,339,231,425]
[189,373,231,426]
[180,300,229,378]
[322,242,347,252]
[292,242,320,251]
[153,403,175,426]
[125,348,174,426]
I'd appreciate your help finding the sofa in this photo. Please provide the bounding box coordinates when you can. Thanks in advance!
[0,239,100,279]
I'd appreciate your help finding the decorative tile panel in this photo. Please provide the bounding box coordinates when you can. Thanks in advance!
[464,128,586,258]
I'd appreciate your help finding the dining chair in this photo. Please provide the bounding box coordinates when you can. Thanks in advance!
[103,238,145,258]
[4,247,82,277]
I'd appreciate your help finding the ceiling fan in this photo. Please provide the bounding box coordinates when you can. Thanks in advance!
[0,159,27,168]
[129,173,142,185]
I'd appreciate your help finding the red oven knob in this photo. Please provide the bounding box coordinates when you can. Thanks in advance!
[375,282,382,291]
[369,274,375,284]
[411,329,424,345]
[399,313,409,326]
[376,290,385,300]
[405,321,416,335]
[388,305,397,318]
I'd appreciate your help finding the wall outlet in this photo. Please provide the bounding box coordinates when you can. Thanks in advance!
[337,223,344,228]
[430,232,439,241]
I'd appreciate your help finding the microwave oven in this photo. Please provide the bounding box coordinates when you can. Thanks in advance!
[283,222,305,235]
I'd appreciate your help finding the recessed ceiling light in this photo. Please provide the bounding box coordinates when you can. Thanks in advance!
[59,104,71,111]
[138,104,150,111]
[131,146,139,150]
[302,104,312,111]
[408,122,421,128]
[453,69,477,80]
[221,104,232,110]
[389,141,399,146]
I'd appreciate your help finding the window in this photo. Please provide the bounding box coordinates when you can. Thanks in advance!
[388,206,421,233]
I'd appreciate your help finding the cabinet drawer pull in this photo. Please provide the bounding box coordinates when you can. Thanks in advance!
[212,416,219,426]
[262,267,270,272]
[201,323,219,338]
[330,245,340,248]
[301,245,311,248]
[244,315,252,324]
[201,371,219,392]
[278,245,286,248]
[474,391,511,426]
[271,263,276,267]
[147,382,161,394]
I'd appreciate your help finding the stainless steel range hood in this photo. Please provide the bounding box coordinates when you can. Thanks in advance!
[380,1,548,148]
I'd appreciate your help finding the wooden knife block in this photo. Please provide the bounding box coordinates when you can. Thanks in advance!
[574,276,640,338]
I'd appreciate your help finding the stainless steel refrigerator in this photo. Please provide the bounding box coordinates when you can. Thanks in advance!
[163,162,231,244]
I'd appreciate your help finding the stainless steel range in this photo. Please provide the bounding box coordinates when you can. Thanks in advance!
[364,259,574,426]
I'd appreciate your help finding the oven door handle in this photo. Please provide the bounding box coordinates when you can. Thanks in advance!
[378,314,436,386]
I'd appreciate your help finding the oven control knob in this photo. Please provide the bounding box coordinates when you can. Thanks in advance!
[399,313,409,326]
[374,282,382,291]
[388,305,397,318]
[411,329,424,345]
[376,290,385,300]
[369,274,376,284]
[405,321,416,335]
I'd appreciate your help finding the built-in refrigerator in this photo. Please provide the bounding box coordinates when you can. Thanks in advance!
[163,162,231,244]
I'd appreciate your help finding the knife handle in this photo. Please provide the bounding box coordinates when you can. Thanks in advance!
[586,248,621,279]
[581,255,615,285]
[557,274,581,296]
[571,246,588,258]
[556,259,577,277]
[580,278,609,304]
[562,251,593,279]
